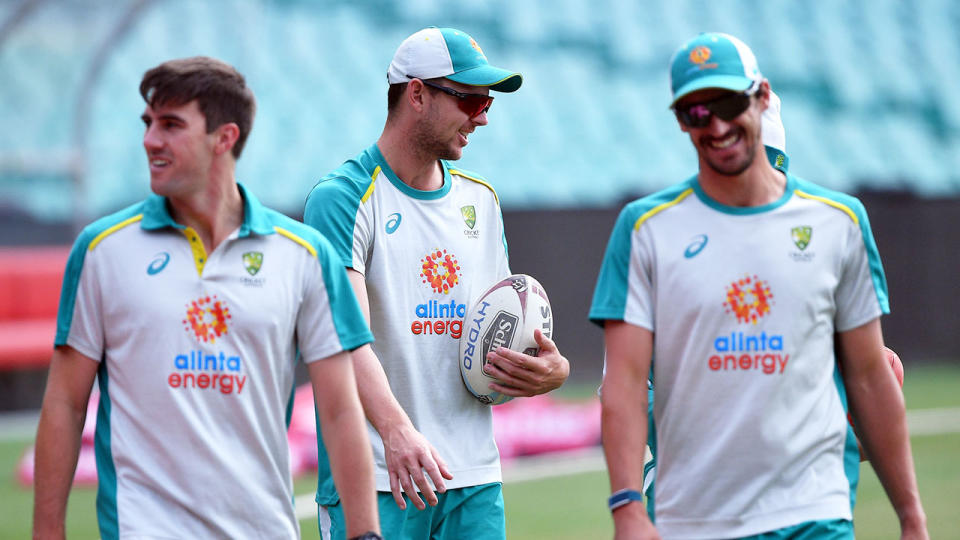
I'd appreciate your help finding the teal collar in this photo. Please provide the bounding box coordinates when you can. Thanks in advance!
[691,173,796,215]
[139,183,274,236]
[370,143,452,200]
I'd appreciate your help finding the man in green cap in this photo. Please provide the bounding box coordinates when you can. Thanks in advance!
[591,32,927,539]
[304,27,569,540]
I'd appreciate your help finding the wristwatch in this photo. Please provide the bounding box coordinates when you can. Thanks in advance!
[348,532,383,540]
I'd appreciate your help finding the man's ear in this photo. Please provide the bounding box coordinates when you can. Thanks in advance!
[213,123,240,156]
[756,79,772,113]
[407,78,428,113]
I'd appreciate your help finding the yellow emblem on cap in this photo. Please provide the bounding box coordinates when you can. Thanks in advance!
[690,46,711,64]
[469,37,485,56]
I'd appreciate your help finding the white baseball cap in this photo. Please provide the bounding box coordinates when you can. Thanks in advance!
[387,27,522,92]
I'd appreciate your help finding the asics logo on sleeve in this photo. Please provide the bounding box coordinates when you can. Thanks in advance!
[684,235,708,258]
[385,213,402,234]
[147,252,171,275]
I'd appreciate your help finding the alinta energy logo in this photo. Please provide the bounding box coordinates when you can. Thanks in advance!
[709,275,789,375]
[170,295,246,394]
[413,249,465,340]
[723,274,773,325]
[184,295,232,343]
[421,249,460,294]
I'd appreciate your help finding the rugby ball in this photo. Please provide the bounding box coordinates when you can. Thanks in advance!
[459,274,553,405]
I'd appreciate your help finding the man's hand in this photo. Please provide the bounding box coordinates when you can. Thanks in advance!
[484,329,569,397]
[382,422,454,511]
[612,503,661,540]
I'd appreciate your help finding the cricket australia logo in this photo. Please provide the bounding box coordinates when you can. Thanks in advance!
[242,251,263,276]
[461,205,476,229]
[791,226,812,251]
[789,226,815,262]
[461,205,479,239]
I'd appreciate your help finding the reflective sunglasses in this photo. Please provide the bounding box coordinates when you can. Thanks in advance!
[673,82,760,128]
[416,78,494,118]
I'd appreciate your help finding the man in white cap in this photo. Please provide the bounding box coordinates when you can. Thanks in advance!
[304,27,569,540]
[590,32,927,538]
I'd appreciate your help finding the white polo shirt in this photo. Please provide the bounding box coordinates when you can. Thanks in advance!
[56,184,372,539]
[304,143,511,502]
[590,174,888,538]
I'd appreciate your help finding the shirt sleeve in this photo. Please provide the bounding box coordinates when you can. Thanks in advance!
[296,236,373,363]
[835,200,889,331]
[55,232,104,362]
[303,177,373,274]
[589,203,655,330]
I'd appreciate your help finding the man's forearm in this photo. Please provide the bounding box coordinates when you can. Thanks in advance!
[323,398,378,536]
[601,386,648,493]
[33,400,86,538]
[847,369,925,525]
[352,345,414,435]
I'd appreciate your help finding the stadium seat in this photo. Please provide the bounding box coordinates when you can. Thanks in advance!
[0,247,69,370]
[2,0,959,222]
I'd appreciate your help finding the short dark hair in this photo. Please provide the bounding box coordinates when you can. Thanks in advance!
[139,56,256,158]
[387,82,408,114]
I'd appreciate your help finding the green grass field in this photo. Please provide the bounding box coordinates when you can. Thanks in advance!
[4,363,958,539]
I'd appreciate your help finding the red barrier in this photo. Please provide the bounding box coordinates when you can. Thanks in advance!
[0,247,69,369]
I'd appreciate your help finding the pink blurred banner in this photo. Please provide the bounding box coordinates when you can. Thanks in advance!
[18,385,600,486]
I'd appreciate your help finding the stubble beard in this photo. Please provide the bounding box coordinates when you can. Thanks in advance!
[702,129,759,177]
[412,112,463,162]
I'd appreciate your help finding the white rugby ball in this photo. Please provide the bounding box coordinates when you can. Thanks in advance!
[459,274,553,405]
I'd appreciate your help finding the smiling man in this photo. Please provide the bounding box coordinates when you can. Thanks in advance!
[303,27,569,540]
[32,56,379,540]
[590,33,927,539]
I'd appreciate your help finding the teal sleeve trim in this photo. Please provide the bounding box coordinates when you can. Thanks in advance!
[304,176,368,269]
[833,362,860,512]
[589,182,698,326]
[94,364,118,539]
[588,204,639,326]
[497,201,509,265]
[55,203,144,346]
[848,198,890,313]
[314,411,339,506]
[315,235,374,351]
[55,235,91,346]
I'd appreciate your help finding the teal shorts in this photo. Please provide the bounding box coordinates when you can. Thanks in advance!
[740,518,853,540]
[322,483,505,540]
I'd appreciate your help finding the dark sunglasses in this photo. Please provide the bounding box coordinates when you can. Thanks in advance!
[673,82,760,128]
[415,78,494,118]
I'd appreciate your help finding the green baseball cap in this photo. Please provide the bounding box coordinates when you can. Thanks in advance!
[387,27,522,93]
[670,32,761,106]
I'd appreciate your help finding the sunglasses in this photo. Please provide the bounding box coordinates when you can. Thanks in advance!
[416,78,494,118]
[673,82,760,128]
